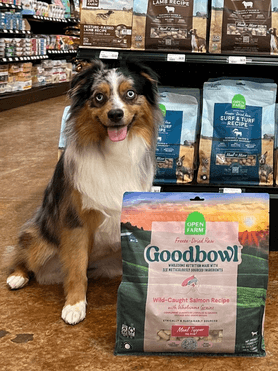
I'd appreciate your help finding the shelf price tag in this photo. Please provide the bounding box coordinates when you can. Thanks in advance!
[99,51,119,59]
[221,188,242,194]
[167,53,186,62]
[228,56,247,64]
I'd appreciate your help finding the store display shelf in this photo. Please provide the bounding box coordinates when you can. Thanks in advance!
[78,47,278,67]
[0,3,22,10]
[47,50,77,56]
[0,81,70,112]
[0,29,31,37]
[0,54,48,63]
[23,15,79,24]
[155,182,278,198]
[0,52,76,64]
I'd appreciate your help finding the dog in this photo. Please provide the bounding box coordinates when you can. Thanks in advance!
[6,60,162,325]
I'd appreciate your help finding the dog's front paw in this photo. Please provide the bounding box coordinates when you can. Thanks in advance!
[7,275,29,290]
[61,300,87,325]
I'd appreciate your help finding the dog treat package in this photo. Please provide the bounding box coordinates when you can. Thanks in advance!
[197,78,276,185]
[80,0,133,49]
[154,88,200,184]
[115,192,269,356]
[131,0,208,52]
[209,0,277,54]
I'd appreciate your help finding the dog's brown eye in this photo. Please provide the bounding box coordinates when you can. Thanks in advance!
[126,90,136,100]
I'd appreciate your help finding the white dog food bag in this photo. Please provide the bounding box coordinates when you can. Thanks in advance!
[132,0,208,52]
[197,79,276,185]
[115,192,269,356]
[80,0,133,49]
[209,0,278,54]
[155,89,200,184]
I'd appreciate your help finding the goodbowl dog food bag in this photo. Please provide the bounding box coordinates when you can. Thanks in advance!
[155,90,200,184]
[197,79,276,185]
[115,192,269,356]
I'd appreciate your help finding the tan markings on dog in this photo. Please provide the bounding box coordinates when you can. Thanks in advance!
[60,206,104,306]
[27,234,57,272]
[119,81,134,96]
[59,227,89,306]
[74,105,107,146]
[141,72,157,84]
[129,99,155,147]
[93,82,110,98]
[94,100,114,124]
[8,264,29,280]
[9,225,56,276]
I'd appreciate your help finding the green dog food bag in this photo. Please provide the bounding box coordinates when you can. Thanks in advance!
[115,192,269,356]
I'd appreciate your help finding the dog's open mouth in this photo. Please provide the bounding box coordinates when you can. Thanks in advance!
[102,116,135,143]
[107,126,128,142]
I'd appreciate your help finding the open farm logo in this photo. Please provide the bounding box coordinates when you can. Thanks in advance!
[185,212,206,235]
[159,103,167,117]
[232,94,246,109]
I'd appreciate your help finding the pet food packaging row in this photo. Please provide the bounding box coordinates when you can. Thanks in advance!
[115,192,269,356]
[80,0,208,52]
[80,0,278,55]
[158,78,278,187]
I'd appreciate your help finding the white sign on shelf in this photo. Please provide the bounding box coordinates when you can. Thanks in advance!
[222,188,242,194]
[228,56,247,64]
[167,54,186,62]
[99,51,119,59]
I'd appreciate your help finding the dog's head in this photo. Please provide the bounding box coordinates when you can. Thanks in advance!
[67,60,161,147]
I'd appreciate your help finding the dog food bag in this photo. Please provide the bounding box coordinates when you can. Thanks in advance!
[80,0,133,49]
[197,79,276,185]
[131,0,208,52]
[209,0,275,54]
[274,104,278,185]
[115,192,269,356]
[58,106,70,159]
[154,89,200,184]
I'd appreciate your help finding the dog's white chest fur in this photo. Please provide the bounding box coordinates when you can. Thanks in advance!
[65,136,154,274]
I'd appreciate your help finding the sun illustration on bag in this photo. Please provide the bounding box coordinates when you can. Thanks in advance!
[244,216,256,228]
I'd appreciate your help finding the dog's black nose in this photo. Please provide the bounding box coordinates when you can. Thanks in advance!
[108,109,124,123]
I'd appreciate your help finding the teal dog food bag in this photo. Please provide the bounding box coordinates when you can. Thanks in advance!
[155,89,200,184]
[115,192,269,356]
[197,79,276,185]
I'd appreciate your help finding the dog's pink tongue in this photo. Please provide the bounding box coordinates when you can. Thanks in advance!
[107,126,128,142]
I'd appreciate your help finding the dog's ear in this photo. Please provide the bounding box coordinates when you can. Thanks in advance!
[122,61,160,105]
[68,60,104,110]
[138,65,159,87]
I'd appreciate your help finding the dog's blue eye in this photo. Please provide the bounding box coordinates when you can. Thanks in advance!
[126,90,136,100]
[95,93,104,102]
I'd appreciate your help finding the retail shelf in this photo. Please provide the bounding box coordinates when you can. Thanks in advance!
[0,3,22,10]
[47,50,78,56]
[78,47,278,66]
[0,54,48,63]
[154,183,278,199]
[23,15,79,24]
[0,30,31,37]
[0,52,77,64]
[0,81,70,112]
